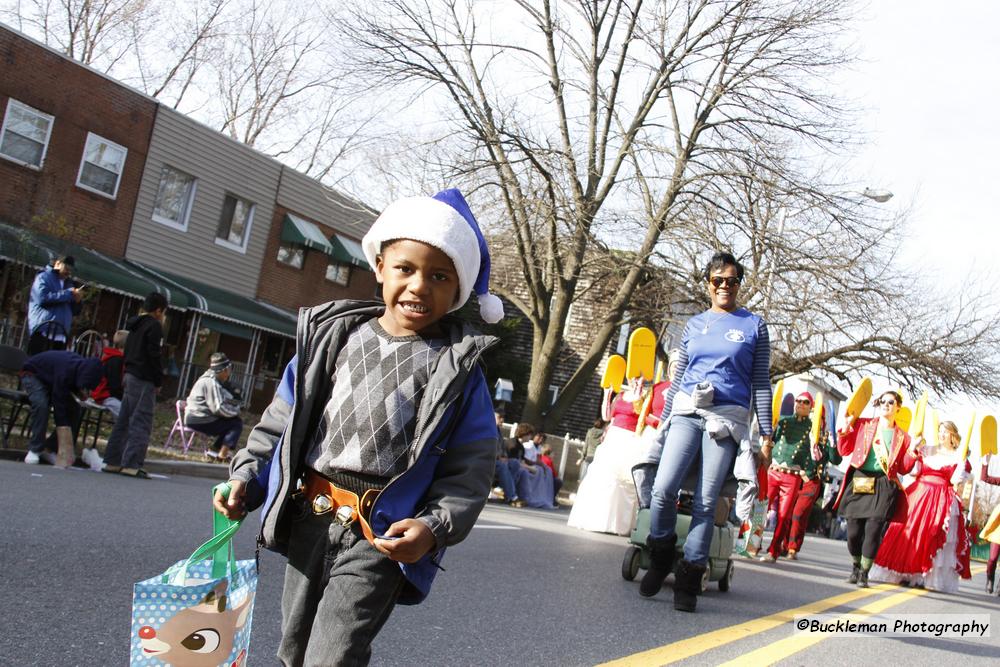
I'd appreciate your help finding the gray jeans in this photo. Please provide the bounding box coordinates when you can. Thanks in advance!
[278,509,405,666]
[102,373,156,469]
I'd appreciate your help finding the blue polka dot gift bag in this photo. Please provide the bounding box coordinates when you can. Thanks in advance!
[129,483,257,667]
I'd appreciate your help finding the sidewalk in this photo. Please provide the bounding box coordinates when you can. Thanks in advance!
[0,446,230,479]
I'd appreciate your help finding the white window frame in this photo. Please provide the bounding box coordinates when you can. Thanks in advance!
[276,242,304,269]
[0,99,55,170]
[325,261,350,286]
[75,132,127,199]
[151,165,198,231]
[546,384,560,408]
[214,194,255,254]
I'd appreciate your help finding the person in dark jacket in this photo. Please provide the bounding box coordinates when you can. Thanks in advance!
[21,350,104,465]
[26,256,83,354]
[90,330,127,418]
[215,189,502,665]
[102,292,168,478]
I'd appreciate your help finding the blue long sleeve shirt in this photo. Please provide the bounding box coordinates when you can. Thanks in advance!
[659,308,773,436]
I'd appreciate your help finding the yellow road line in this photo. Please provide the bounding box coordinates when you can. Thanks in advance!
[596,584,895,667]
[601,565,988,667]
[715,587,928,667]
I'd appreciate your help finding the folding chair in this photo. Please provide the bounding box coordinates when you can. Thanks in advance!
[163,400,211,454]
[0,344,30,447]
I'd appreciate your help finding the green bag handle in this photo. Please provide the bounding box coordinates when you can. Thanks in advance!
[166,483,242,585]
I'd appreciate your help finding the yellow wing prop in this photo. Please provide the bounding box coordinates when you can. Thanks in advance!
[600,354,626,391]
[958,411,977,461]
[979,414,997,458]
[626,327,656,380]
[844,377,873,421]
[895,406,912,432]
[771,378,784,430]
[910,390,928,438]
[929,409,940,447]
[810,391,824,444]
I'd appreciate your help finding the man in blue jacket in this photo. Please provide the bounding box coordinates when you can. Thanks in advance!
[21,350,104,465]
[27,256,84,354]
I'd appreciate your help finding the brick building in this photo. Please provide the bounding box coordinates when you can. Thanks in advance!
[0,25,155,257]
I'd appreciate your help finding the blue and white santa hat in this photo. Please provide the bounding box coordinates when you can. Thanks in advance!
[361,188,505,323]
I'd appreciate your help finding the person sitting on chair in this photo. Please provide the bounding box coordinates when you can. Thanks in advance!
[90,330,127,418]
[184,352,243,461]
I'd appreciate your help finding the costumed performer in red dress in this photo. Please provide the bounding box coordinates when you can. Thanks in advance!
[869,421,971,592]
[834,390,916,588]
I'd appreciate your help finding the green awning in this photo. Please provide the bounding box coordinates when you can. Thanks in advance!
[329,233,370,269]
[281,213,336,254]
[0,221,184,306]
[131,263,297,338]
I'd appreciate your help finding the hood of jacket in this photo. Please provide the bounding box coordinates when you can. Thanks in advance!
[100,346,124,362]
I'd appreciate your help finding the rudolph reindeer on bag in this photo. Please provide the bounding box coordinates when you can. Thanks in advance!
[137,581,253,667]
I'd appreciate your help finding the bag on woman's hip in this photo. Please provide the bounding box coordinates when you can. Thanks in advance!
[852,476,876,494]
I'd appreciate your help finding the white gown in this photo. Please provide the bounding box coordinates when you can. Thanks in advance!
[567,425,647,535]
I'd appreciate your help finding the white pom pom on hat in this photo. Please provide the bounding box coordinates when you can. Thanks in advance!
[362,188,505,323]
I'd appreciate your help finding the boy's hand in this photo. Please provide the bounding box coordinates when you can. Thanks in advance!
[214,479,247,520]
[373,519,435,563]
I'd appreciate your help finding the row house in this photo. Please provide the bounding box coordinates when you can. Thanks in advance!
[0,25,375,411]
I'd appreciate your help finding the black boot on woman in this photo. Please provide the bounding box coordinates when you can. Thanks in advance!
[846,564,861,584]
[987,570,995,595]
[639,534,678,597]
[673,559,707,612]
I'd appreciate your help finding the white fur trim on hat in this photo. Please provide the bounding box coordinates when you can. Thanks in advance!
[362,197,480,313]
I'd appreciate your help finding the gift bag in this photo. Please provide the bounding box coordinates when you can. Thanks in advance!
[130,483,257,667]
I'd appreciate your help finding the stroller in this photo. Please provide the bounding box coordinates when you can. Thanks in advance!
[621,459,737,593]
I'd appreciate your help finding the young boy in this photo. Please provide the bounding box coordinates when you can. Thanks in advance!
[102,291,168,478]
[216,189,504,665]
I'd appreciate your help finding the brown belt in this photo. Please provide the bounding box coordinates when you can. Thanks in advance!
[303,469,381,544]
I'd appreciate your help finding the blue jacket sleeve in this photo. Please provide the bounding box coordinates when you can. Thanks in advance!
[752,318,773,436]
[414,367,498,551]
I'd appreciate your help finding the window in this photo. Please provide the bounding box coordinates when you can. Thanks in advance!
[0,99,54,168]
[215,194,255,252]
[76,132,127,198]
[325,262,350,286]
[277,242,304,269]
[152,166,197,230]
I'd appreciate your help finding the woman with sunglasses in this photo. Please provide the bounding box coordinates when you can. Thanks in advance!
[640,252,773,612]
[868,421,971,592]
[833,390,917,587]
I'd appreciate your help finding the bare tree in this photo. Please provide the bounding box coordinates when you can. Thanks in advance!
[340,0,880,428]
[3,0,151,68]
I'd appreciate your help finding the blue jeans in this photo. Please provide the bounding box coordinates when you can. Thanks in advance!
[186,415,243,451]
[22,374,51,454]
[648,414,738,565]
[495,458,519,501]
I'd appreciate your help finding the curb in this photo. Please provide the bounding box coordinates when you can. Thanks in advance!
[0,448,230,480]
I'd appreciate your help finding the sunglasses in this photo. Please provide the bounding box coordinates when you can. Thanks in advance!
[876,398,897,406]
[794,399,812,405]
[709,276,740,288]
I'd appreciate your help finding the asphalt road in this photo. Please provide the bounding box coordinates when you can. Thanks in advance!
[1,460,997,666]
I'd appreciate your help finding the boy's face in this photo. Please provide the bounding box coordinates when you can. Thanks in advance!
[375,239,461,337]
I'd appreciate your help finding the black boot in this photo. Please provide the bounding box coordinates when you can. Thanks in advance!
[673,559,707,612]
[857,569,869,588]
[846,564,860,584]
[987,570,995,595]
[639,534,677,597]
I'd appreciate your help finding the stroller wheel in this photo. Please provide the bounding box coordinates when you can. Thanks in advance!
[718,559,734,592]
[622,545,642,581]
